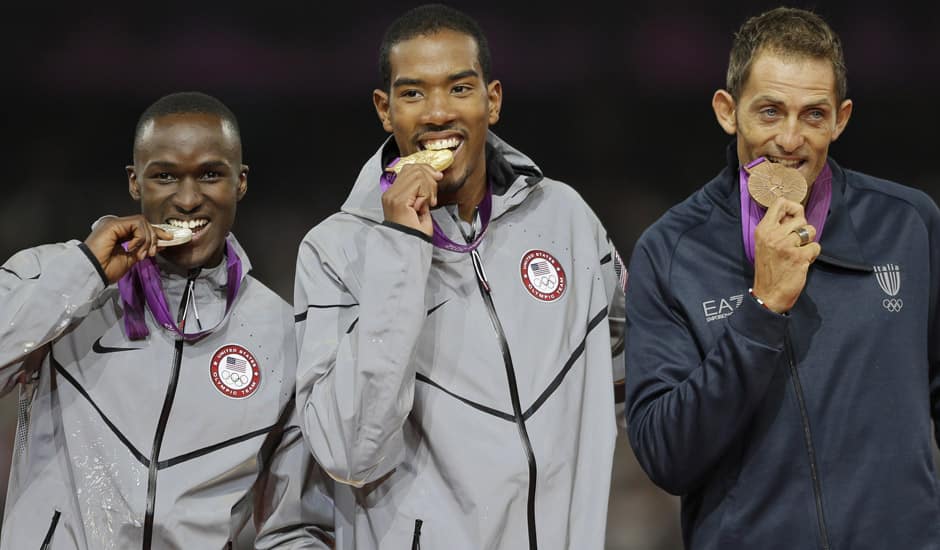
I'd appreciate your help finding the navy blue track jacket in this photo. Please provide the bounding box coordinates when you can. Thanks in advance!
[625,147,940,549]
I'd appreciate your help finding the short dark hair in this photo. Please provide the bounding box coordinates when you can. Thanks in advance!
[378,3,492,91]
[134,91,241,150]
[726,7,847,102]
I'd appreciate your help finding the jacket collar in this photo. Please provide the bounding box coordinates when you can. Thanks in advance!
[709,141,870,272]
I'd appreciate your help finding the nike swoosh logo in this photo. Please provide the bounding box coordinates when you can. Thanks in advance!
[92,336,141,354]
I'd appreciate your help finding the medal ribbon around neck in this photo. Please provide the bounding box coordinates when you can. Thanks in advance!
[380,157,492,253]
[117,239,242,340]
[739,157,832,265]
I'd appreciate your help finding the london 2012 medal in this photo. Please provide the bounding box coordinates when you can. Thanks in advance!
[153,224,193,247]
[385,148,455,174]
[746,158,808,208]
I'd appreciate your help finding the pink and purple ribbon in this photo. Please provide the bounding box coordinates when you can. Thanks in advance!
[117,240,241,340]
[739,158,832,264]
[380,158,492,253]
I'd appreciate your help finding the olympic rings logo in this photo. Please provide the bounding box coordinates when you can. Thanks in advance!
[222,370,249,385]
[883,298,903,312]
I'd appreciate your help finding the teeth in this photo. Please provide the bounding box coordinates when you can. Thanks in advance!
[168,219,208,230]
[421,137,461,150]
[767,157,801,168]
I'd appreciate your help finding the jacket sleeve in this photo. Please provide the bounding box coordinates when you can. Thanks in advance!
[0,242,106,393]
[924,199,940,448]
[294,222,432,487]
[253,409,335,549]
[624,235,789,495]
[601,237,626,386]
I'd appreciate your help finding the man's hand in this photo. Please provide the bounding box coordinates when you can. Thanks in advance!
[84,215,172,284]
[752,198,822,313]
[381,164,442,236]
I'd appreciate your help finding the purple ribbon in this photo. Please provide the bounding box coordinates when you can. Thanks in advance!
[380,159,492,253]
[117,240,242,340]
[739,158,832,264]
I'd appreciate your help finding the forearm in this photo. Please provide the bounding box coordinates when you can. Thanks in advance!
[0,243,105,373]
[627,295,787,494]
[296,224,432,486]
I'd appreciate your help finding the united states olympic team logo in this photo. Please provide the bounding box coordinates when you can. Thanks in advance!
[520,249,567,302]
[874,264,902,312]
[210,344,261,399]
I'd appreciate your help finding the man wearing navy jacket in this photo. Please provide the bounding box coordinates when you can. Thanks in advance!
[625,7,940,549]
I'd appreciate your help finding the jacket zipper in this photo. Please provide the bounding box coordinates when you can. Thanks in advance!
[142,274,196,549]
[785,330,831,549]
[411,518,423,550]
[470,249,539,550]
[39,509,60,550]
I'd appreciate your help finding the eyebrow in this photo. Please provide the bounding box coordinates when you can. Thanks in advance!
[752,94,834,109]
[144,160,231,171]
[392,69,480,88]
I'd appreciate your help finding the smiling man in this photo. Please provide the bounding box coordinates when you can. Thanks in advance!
[625,7,940,549]
[293,4,626,549]
[0,92,332,549]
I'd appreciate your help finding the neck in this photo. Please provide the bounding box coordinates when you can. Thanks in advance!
[452,172,487,222]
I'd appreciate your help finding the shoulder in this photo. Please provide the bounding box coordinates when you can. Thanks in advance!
[843,168,940,223]
[635,176,724,259]
[3,241,82,278]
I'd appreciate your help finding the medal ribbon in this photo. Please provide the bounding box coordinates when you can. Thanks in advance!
[739,157,832,264]
[380,158,492,253]
[117,240,242,340]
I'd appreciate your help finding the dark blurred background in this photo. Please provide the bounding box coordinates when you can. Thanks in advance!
[2,1,938,548]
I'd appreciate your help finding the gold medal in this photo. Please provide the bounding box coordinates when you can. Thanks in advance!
[385,149,455,174]
[746,159,808,208]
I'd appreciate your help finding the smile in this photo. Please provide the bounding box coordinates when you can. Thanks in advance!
[420,136,463,151]
[166,218,210,238]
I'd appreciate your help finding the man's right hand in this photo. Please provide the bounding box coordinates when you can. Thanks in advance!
[84,215,171,284]
[751,198,822,313]
[381,164,442,236]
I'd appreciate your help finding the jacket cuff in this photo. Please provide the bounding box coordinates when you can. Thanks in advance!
[380,221,433,244]
[77,243,109,287]
[726,291,788,350]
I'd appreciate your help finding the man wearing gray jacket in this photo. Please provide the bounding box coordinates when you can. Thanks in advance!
[0,92,332,549]
[294,4,626,549]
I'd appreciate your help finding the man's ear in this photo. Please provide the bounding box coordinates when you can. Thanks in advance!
[487,79,503,125]
[237,165,249,201]
[712,89,738,136]
[127,165,141,200]
[831,98,853,142]
[373,89,393,133]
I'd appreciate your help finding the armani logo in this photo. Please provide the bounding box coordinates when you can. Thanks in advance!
[874,264,903,312]
[702,294,744,323]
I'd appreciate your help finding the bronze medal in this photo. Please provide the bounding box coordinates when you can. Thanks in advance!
[385,149,455,174]
[746,160,808,208]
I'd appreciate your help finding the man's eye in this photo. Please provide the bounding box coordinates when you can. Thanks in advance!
[452,84,471,94]
[401,89,422,99]
[201,171,222,180]
[760,108,778,118]
[156,172,175,182]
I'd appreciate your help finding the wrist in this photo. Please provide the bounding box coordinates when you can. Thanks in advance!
[749,287,789,314]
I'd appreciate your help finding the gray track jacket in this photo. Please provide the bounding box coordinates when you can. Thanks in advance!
[0,235,332,549]
[295,134,625,549]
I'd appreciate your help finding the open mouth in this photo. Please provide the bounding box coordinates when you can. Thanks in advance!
[166,218,210,241]
[419,136,463,153]
[765,156,805,170]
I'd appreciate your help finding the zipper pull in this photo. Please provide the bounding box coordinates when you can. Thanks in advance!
[470,249,491,294]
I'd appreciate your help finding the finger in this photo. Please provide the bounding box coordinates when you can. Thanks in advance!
[787,224,817,247]
[802,242,822,262]
[765,197,805,224]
